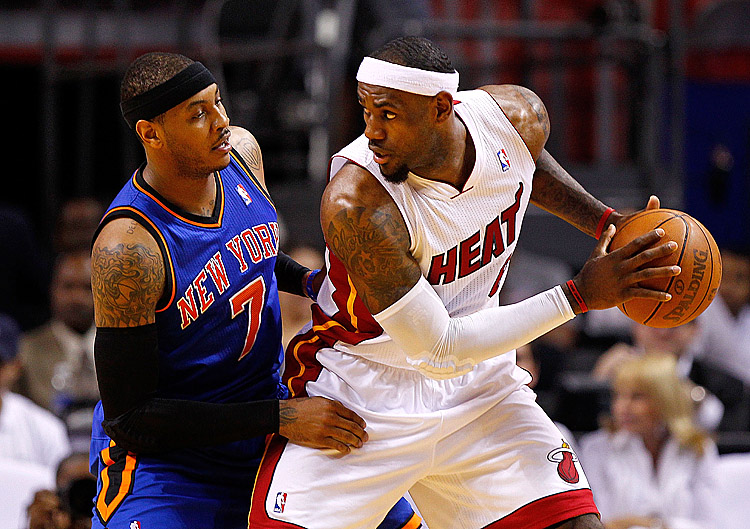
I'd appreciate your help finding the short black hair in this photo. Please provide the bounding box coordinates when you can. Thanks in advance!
[120,52,194,104]
[369,36,455,73]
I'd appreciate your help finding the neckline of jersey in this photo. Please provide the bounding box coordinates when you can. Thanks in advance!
[134,165,225,227]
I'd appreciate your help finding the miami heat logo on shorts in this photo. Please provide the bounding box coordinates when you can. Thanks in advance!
[546,441,579,484]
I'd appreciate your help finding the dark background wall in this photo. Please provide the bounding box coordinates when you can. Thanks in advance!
[0,0,748,328]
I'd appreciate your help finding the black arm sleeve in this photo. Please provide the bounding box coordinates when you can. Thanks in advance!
[95,325,279,454]
[274,250,310,297]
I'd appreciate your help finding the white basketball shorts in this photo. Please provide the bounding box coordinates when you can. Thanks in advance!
[249,347,598,529]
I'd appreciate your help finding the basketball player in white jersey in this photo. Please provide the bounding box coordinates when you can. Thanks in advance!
[248,36,680,529]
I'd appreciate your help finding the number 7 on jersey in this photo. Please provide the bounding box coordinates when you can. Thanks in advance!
[229,276,266,361]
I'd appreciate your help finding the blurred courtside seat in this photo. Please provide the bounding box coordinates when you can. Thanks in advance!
[0,457,54,529]
[714,452,750,529]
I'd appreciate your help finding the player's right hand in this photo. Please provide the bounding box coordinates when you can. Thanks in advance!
[571,224,681,311]
[278,396,369,454]
[609,195,661,231]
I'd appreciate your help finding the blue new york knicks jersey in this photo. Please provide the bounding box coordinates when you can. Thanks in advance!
[90,150,287,527]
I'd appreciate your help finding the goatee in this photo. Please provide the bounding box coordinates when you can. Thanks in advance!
[381,164,410,184]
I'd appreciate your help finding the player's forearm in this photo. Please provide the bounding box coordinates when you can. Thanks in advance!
[530,149,613,238]
[275,250,311,297]
[95,325,279,454]
[102,398,279,454]
[373,276,575,379]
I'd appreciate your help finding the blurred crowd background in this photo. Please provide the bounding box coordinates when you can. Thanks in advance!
[0,1,748,528]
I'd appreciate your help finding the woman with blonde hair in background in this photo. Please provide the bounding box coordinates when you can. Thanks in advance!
[578,354,719,529]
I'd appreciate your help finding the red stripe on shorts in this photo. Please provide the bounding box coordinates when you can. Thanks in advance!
[283,328,326,398]
[248,435,306,528]
[483,488,599,529]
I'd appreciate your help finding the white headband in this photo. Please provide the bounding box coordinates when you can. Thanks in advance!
[356,57,459,97]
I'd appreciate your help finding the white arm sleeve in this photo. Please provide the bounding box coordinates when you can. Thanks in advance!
[373,275,575,379]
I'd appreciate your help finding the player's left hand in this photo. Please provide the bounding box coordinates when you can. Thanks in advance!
[569,223,680,312]
[278,396,368,454]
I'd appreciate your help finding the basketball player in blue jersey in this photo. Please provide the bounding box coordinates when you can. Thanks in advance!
[89,52,419,529]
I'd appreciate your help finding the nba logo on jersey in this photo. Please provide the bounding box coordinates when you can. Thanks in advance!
[129,522,141,529]
[497,148,511,172]
[274,492,287,513]
[236,184,252,205]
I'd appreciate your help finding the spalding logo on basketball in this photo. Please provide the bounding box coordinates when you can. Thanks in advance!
[609,209,722,328]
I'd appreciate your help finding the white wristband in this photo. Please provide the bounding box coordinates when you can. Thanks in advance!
[373,276,575,379]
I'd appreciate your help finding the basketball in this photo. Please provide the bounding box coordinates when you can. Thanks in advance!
[609,209,722,328]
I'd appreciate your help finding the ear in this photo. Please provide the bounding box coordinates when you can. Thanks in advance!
[135,120,162,148]
[434,91,454,124]
[0,358,22,389]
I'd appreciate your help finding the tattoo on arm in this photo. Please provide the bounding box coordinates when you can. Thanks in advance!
[325,205,420,314]
[531,150,603,236]
[92,243,165,327]
[278,401,298,427]
[235,136,262,175]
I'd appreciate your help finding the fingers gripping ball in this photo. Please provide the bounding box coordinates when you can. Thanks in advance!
[609,209,722,328]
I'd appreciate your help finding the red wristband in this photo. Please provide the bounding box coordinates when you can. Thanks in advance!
[595,207,615,240]
[566,279,588,313]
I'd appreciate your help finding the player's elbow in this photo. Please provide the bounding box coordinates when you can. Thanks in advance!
[411,361,473,380]
[405,341,475,380]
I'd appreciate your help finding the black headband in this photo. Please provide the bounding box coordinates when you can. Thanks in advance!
[120,62,217,129]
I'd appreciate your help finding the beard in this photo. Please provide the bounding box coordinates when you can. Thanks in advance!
[380,163,410,184]
[164,131,231,178]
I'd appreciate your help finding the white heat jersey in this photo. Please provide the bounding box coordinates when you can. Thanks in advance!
[290,89,535,378]
[267,92,599,529]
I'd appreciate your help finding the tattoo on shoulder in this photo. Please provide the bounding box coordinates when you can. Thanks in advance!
[325,206,418,313]
[91,243,164,327]
[513,86,549,138]
[235,136,262,174]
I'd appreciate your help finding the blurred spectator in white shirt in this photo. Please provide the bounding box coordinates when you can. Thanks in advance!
[579,354,719,529]
[592,318,746,432]
[0,313,71,473]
